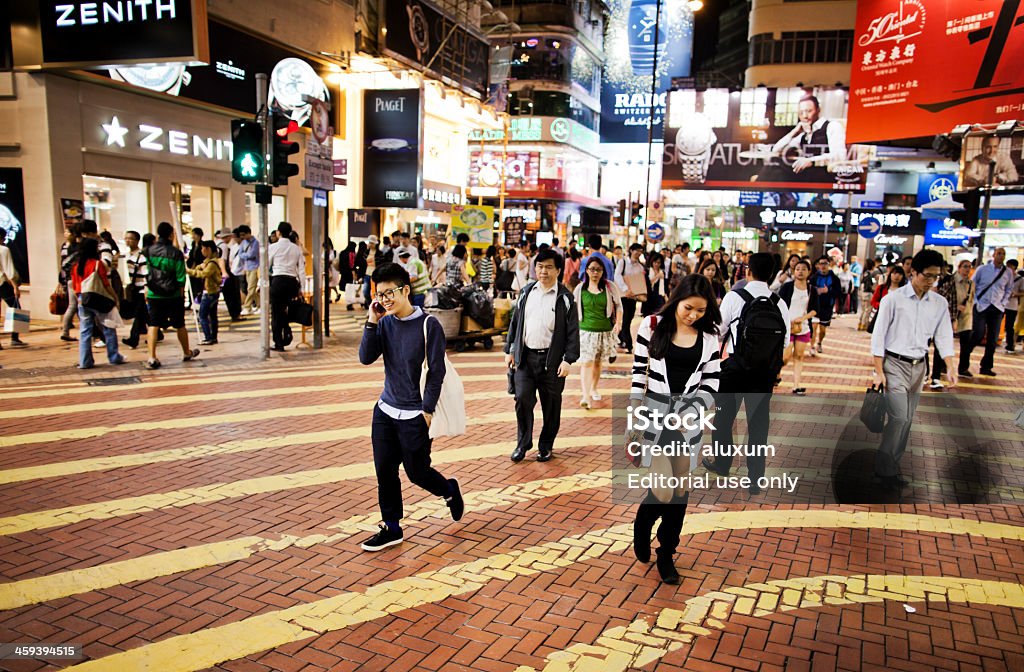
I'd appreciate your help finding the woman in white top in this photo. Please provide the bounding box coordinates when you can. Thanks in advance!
[770,254,802,291]
[630,274,722,584]
[616,243,647,352]
[778,259,819,395]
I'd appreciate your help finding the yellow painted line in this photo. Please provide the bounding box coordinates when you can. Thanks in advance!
[0,408,611,484]
[60,511,1024,672]
[0,471,612,611]
[0,435,609,537]
[516,574,1024,672]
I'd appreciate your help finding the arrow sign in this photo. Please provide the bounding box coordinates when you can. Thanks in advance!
[858,216,882,240]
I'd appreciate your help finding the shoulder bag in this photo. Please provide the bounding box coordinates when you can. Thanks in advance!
[420,316,466,438]
[80,265,118,314]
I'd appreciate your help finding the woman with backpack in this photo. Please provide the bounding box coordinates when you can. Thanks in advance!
[779,259,819,395]
[70,237,124,369]
[574,256,622,409]
[631,274,722,585]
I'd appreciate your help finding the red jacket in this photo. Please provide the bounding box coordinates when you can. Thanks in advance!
[71,258,112,295]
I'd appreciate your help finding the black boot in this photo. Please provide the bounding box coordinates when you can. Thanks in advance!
[655,492,689,585]
[632,491,662,563]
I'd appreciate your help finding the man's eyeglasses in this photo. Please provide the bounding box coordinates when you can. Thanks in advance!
[918,272,940,281]
[373,285,406,301]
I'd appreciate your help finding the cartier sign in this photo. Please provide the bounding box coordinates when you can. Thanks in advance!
[11,0,209,69]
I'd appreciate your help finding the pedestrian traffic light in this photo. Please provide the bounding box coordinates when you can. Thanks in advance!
[630,201,642,225]
[836,222,845,234]
[231,119,264,184]
[950,188,981,227]
[271,111,300,187]
[770,228,779,244]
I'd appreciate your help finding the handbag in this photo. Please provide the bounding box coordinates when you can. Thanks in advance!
[49,284,68,316]
[420,316,466,438]
[345,283,364,307]
[287,299,314,326]
[624,271,648,302]
[859,384,886,433]
[80,266,117,314]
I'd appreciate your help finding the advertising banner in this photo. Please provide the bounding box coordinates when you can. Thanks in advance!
[662,87,867,192]
[848,209,925,234]
[59,198,84,228]
[451,205,494,249]
[958,134,1024,188]
[12,0,208,69]
[743,206,846,232]
[381,0,489,98]
[600,0,694,144]
[469,151,541,192]
[917,173,958,206]
[848,0,1024,143]
[348,209,381,239]
[363,89,422,209]
[94,20,333,128]
[0,168,29,283]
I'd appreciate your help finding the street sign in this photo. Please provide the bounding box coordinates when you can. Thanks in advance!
[312,189,328,208]
[647,201,664,222]
[645,222,666,243]
[858,216,882,240]
[303,155,335,191]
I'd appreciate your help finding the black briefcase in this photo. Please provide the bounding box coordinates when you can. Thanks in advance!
[287,300,314,326]
[859,384,886,433]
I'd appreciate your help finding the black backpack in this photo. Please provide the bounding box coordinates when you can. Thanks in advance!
[729,288,787,374]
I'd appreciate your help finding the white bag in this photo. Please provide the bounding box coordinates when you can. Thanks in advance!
[420,316,466,438]
[3,307,29,334]
[99,308,125,330]
[345,283,364,307]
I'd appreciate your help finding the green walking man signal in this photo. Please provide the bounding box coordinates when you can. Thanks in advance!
[231,119,264,184]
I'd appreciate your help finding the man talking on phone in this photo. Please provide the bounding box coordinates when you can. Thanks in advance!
[358,262,464,552]
[505,249,580,463]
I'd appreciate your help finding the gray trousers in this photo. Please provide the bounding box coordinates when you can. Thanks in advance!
[875,356,927,477]
[61,280,79,336]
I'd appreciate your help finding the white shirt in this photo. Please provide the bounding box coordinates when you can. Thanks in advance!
[789,287,810,335]
[1007,274,1024,312]
[267,239,306,285]
[522,282,559,349]
[772,117,847,165]
[125,250,148,288]
[228,241,244,276]
[871,283,955,360]
[0,245,16,285]
[718,281,791,353]
[396,244,419,261]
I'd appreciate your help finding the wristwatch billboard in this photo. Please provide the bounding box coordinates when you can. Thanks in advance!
[628,0,665,76]
[109,64,191,96]
[674,113,716,183]
[269,58,329,126]
[407,3,430,63]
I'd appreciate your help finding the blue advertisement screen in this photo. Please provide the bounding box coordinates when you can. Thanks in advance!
[600,0,693,144]
[924,219,970,247]
[917,173,957,207]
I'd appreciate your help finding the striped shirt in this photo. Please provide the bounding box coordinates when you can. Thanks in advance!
[478,257,494,284]
[126,250,148,288]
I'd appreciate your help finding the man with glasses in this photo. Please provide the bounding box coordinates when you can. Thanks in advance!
[809,255,841,354]
[358,262,464,552]
[871,249,956,490]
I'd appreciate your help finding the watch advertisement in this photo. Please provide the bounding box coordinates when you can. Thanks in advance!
[97,20,333,128]
[348,209,381,239]
[0,169,29,283]
[958,134,1024,189]
[363,89,422,209]
[381,0,489,98]
[662,87,869,193]
[11,0,208,69]
[848,0,1024,144]
[600,0,694,144]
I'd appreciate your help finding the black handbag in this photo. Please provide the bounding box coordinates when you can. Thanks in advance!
[859,384,886,433]
[287,299,314,326]
[866,307,878,333]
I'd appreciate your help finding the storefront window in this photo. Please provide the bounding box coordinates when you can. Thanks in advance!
[174,184,225,237]
[507,90,599,131]
[83,175,151,247]
[244,192,287,236]
[510,38,572,84]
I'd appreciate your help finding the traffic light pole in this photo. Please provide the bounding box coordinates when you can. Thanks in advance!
[256,73,271,361]
[976,161,995,266]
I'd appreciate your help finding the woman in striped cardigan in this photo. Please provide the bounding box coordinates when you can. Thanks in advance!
[630,274,722,584]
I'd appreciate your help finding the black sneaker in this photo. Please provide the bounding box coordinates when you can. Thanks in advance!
[446,478,464,522]
[958,370,973,379]
[360,522,403,552]
[980,369,996,377]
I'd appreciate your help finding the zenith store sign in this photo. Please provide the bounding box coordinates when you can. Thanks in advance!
[11,0,210,69]
[85,108,233,168]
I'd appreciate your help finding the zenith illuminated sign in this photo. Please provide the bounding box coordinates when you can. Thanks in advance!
[101,116,233,162]
[55,0,179,27]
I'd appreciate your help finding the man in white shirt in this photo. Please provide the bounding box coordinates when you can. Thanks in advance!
[395,231,419,261]
[505,250,580,463]
[871,249,956,489]
[704,253,791,495]
[267,221,306,352]
[0,239,26,348]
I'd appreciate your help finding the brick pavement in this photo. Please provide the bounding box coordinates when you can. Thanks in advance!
[0,311,1022,672]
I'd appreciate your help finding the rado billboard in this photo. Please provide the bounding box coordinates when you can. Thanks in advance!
[11,0,209,69]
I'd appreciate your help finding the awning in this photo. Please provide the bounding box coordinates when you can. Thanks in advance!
[920,194,1024,221]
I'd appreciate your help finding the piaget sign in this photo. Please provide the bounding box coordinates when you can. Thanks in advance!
[11,0,209,69]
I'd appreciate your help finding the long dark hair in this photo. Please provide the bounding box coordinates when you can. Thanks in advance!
[77,236,100,275]
[887,265,907,287]
[583,254,607,291]
[648,274,721,359]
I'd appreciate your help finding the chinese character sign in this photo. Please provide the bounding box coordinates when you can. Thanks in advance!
[848,0,1024,143]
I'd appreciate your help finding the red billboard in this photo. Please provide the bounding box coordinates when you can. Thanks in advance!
[848,0,1024,143]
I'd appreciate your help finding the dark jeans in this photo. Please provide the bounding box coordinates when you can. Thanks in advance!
[850,289,859,315]
[960,305,1004,372]
[199,292,220,342]
[711,369,774,483]
[124,286,149,347]
[1006,309,1018,351]
[222,274,242,319]
[371,404,450,522]
[270,275,300,348]
[933,330,971,380]
[514,348,566,455]
[619,297,637,350]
